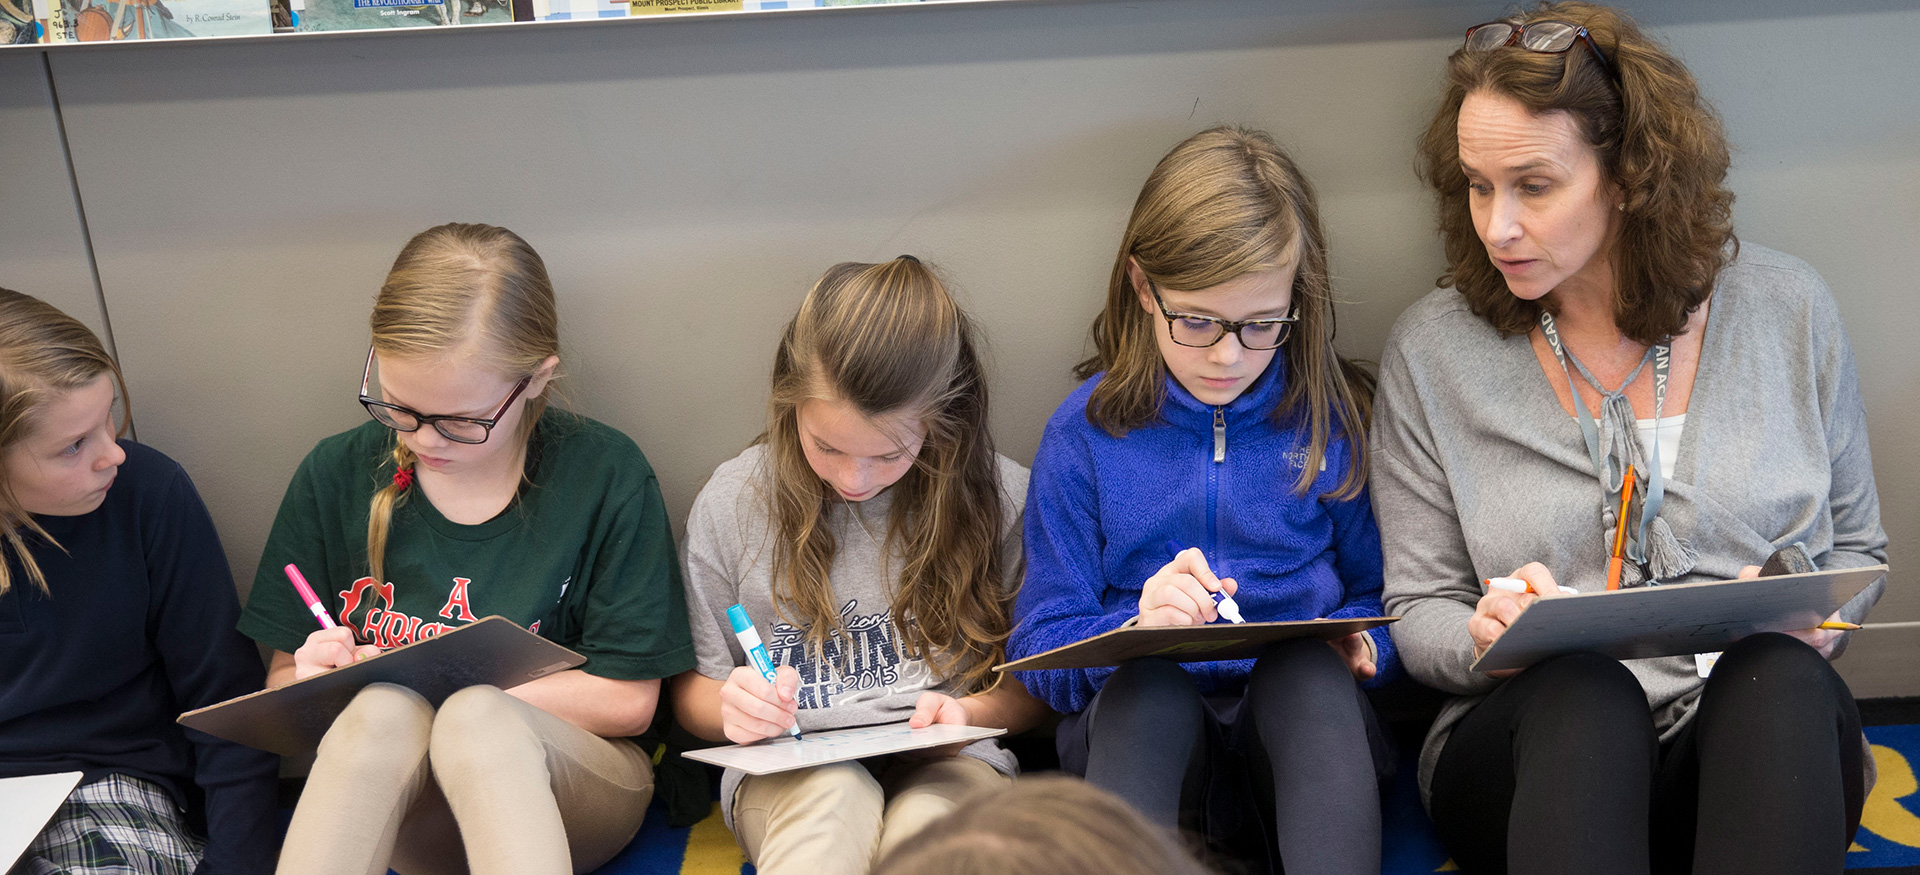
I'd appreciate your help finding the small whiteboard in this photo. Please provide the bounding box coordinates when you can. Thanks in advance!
[3,771,82,870]
[1470,565,1885,672]
[683,722,1005,776]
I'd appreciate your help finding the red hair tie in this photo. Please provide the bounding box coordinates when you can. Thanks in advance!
[393,467,415,491]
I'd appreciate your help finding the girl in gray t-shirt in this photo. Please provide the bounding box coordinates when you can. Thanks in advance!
[671,256,1048,875]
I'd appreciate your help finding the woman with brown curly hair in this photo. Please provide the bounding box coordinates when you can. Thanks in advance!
[1373,3,1885,873]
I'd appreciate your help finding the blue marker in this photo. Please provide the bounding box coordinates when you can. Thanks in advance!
[1165,541,1244,624]
[726,604,803,739]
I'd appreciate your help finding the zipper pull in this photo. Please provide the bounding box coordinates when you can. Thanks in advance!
[1213,407,1226,463]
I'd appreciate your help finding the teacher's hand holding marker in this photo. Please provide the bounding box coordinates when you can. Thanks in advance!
[1469,561,1578,678]
[283,563,380,681]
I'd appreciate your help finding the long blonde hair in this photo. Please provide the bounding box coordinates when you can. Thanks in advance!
[0,288,130,596]
[1075,126,1374,499]
[365,223,560,583]
[761,257,1009,694]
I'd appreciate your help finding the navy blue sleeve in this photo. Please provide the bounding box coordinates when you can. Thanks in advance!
[144,463,280,875]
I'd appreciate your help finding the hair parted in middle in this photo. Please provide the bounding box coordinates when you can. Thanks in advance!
[761,256,1011,695]
[1416,1,1736,345]
[1076,125,1374,499]
[364,222,561,584]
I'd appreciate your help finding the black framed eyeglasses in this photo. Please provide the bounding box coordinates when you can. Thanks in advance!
[1149,281,1297,351]
[357,347,531,445]
[1464,20,1611,76]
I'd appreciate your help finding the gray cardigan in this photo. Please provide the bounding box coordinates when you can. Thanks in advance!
[1370,243,1888,804]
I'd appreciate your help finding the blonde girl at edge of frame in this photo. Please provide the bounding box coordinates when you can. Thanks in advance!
[237,223,695,875]
[671,256,1049,875]
[0,288,279,875]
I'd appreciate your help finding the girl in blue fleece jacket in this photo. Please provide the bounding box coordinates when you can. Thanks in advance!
[1007,127,1395,875]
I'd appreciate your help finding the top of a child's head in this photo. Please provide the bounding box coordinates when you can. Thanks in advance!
[870,775,1216,875]
[1123,125,1317,293]
[0,287,123,449]
[1078,125,1331,432]
[777,256,972,422]
[372,222,559,381]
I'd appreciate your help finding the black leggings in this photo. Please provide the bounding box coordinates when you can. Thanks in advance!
[1429,633,1865,875]
[1056,638,1391,875]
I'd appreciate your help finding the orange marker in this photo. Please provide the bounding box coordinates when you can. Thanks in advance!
[1606,465,1635,591]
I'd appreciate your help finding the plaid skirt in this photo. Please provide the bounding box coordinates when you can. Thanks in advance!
[10,773,205,875]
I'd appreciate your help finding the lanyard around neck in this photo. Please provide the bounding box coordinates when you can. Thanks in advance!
[1537,311,1670,573]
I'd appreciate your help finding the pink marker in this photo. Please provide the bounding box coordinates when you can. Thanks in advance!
[284,564,339,630]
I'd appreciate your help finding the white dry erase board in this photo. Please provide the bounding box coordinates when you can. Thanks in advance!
[994,617,1397,673]
[2,771,82,870]
[179,616,583,757]
[682,722,1007,776]
[1470,565,1886,673]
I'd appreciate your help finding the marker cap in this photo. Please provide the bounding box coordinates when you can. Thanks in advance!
[726,604,752,634]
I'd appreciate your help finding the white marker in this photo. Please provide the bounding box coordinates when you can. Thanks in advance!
[1484,577,1578,596]
[1167,541,1244,624]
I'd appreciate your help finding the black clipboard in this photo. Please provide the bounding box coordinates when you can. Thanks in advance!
[178,616,583,756]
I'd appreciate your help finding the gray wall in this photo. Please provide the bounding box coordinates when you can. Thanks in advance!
[3,0,1916,695]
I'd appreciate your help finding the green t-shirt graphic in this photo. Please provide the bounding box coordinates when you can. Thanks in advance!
[239,410,693,684]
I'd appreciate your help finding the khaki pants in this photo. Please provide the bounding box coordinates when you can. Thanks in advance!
[732,755,1007,875]
[277,683,654,875]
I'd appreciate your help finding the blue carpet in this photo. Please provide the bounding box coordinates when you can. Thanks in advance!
[317,706,1919,874]
[588,722,1920,874]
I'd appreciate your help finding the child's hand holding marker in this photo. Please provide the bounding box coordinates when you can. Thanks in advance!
[284,563,380,681]
[1138,543,1241,627]
[719,664,803,745]
[290,627,384,681]
[1470,562,1569,678]
[720,604,804,744]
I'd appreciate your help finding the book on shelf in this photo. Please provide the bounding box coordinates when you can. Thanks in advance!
[292,0,509,31]
[33,0,270,41]
[2,0,38,43]
[510,0,625,22]
[628,0,738,12]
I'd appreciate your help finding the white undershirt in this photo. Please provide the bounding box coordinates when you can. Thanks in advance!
[1636,414,1686,480]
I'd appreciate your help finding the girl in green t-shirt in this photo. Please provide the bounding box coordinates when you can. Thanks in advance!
[242,223,693,875]
[672,257,1048,875]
